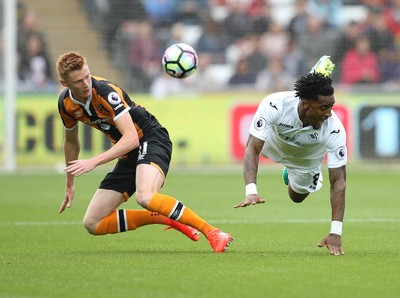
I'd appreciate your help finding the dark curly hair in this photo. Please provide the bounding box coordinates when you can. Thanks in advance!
[294,72,334,101]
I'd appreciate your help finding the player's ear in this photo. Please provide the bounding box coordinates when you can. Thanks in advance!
[300,99,310,109]
[60,80,67,87]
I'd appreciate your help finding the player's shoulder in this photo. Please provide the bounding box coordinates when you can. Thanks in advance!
[324,110,346,137]
[261,91,296,111]
[57,88,70,107]
[58,88,69,99]
[265,91,296,104]
[329,110,345,127]
[92,75,113,90]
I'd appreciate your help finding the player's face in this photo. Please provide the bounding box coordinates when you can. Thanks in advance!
[61,64,92,102]
[301,95,335,129]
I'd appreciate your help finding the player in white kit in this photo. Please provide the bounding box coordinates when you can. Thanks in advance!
[234,57,347,256]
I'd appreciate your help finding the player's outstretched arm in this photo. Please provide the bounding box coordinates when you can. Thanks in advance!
[318,166,346,255]
[235,135,266,208]
[59,126,80,213]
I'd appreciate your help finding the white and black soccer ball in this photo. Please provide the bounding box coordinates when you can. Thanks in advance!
[162,43,198,79]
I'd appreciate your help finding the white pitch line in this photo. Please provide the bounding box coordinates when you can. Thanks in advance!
[210,218,400,224]
[1,218,399,227]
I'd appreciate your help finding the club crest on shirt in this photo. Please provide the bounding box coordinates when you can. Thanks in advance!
[254,117,266,130]
[335,146,346,159]
[107,92,121,105]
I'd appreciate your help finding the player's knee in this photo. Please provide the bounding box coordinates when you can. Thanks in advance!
[290,196,306,203]
[82,217,98,235]
[135,190,154,208]
[288,190,309,203]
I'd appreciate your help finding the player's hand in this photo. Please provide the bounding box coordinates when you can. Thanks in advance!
[65,159,96,176]
[59,185,74,214]
[233,194,266,208]
[317,234,344,256]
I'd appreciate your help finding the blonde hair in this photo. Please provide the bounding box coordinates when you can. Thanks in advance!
[56,51,87,81]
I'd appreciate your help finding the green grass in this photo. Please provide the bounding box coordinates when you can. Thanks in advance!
[1,167,399,298]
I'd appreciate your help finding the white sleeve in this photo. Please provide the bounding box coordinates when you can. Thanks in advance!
[249,96,280,141]
[326,117,348,168]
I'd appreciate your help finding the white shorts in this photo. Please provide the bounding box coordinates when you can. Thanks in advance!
[287,167,323,194]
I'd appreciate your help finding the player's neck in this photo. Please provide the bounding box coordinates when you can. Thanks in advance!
[72,92,88,104]
[297,102,308,126]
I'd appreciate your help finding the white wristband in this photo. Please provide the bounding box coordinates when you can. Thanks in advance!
[245,183,258,196]
[330,220,343,236]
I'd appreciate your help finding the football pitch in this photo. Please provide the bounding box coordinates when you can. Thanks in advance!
[1,167,399,298]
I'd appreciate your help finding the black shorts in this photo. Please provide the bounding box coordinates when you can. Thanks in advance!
[98,127,172,199]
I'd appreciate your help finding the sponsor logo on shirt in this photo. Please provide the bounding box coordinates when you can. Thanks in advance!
[114,103,124,111]
[85,118,112,125]
[278,123,294,129]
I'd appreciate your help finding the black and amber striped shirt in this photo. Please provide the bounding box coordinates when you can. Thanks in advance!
[58,76,161,144]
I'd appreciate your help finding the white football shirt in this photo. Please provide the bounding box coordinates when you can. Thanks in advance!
[249,91,347,172]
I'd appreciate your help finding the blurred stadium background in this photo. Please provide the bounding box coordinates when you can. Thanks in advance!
[1,0,400,172]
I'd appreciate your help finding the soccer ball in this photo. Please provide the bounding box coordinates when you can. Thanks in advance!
[162,43,198,79]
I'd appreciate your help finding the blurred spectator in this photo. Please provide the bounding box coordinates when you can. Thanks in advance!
[164,22,186,48]
[382,0,400,43]
[361,0,389,9]
[378,52,400,83]
[259,20,289,60]
[128,21,162,92]
[365,10,400,82]
[174,0,209,25]
[283,37,307,78]
[143,0,177,29]
[340,35,380,85]
[80,0,103,28]
[247,36,267,75]
[101,0,147,54]
[296,16,338,69]
[365,10,395,53]
[17,8,48,57]
[228,57,257,86]
[250,1,272,35]
[18,33,54,92]
[332,21,362,79]
[287,0,309,41]
[226,35,255,66]
[195,17,226,63]
[219,0,253,47]
[307,0,343,29]
[255,57,295,92]
[247,0,269,18]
